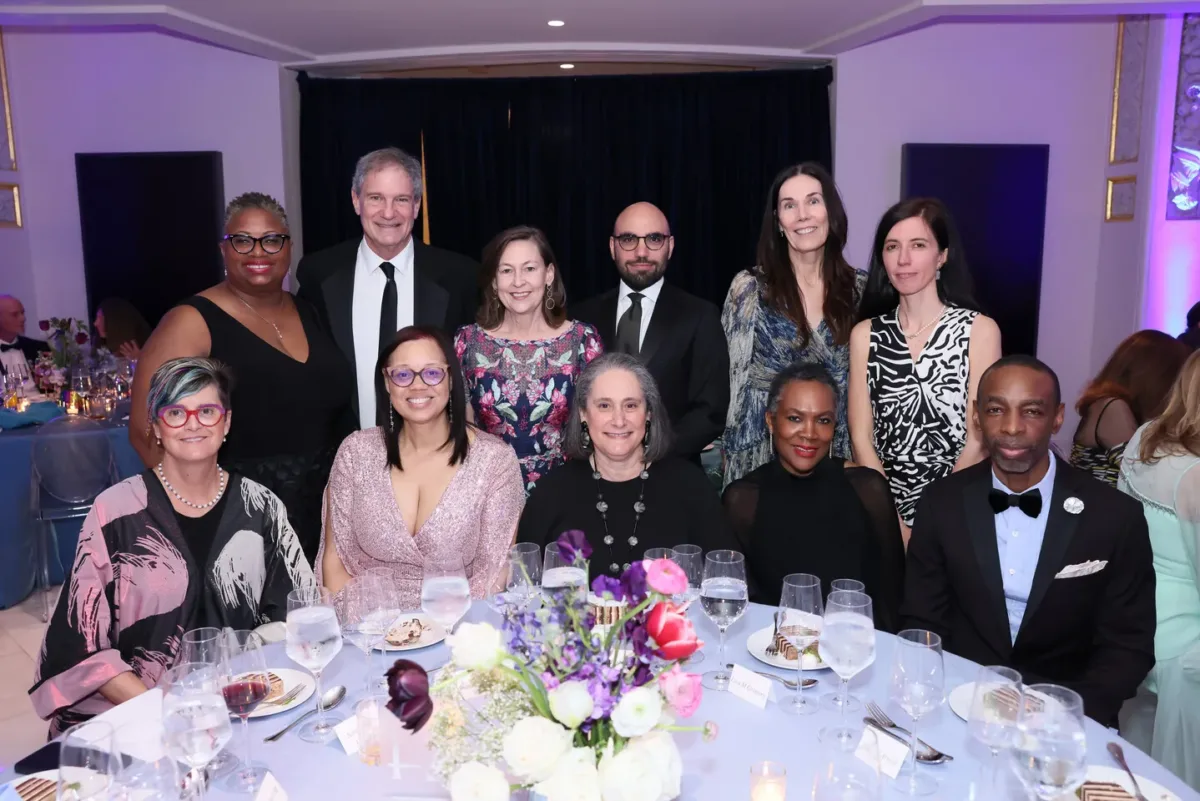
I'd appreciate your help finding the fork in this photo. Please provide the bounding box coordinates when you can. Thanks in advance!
[865,700,952,761]
[263,684,304,707]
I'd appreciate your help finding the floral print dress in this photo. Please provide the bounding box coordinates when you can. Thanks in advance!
[455,322,603,491]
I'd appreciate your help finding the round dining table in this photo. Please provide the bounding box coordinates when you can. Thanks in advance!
[188,601,1197,801]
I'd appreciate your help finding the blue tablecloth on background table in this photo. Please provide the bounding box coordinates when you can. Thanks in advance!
[0,422,143,609]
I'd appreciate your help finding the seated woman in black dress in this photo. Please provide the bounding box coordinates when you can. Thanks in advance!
[723,361,905,631]
[518,353,735,576]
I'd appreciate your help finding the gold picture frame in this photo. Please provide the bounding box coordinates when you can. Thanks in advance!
[1109,16,1149,165]
[1106,175,1136,222]
[0,183,21,227]
[0,29,14,171]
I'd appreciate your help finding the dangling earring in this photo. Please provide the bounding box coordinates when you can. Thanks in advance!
[447,402,454,424]
[643,418,652,454]
[544,292,556,311]
[389,406,396,432]
[581,421,592,452]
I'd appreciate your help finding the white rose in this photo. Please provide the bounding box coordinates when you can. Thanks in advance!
[597,740,663,801]
[502,716,573,783]
[548,681,596,729]
[633,731,682,801]
[447,622,505,670]
[610,685,663,738]
[532,747,601,801]
[448,761,510,801]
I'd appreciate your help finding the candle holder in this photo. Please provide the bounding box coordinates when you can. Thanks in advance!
[750,761,786,801]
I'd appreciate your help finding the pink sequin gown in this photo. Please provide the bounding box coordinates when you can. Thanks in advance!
[316,428,525,608]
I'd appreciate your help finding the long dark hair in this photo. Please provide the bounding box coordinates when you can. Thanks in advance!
[756,162,859,346]
[95,297,151,353]
[1076,330,1191,423]
[375,326,470,470]
[477,225,568,329]
[857,197,982,321]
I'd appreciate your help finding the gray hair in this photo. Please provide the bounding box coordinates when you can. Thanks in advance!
[766,361,839,415]
[224,192,288,230]
[147,357,234,420]
[563,353,673,462]
[352,147,423,201]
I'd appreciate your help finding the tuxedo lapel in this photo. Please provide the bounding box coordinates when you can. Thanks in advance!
[592,291,619,346]
[1022,457,1082,626]
[963,464,1013,656]
[322,267,355,372]
[413,259,449,329]
[639,285,675,366]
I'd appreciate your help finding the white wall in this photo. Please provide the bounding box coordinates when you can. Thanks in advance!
[0,29,290,324]
[834,19,1118,443]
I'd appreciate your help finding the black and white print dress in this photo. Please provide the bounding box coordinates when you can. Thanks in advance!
[867,306,977,526]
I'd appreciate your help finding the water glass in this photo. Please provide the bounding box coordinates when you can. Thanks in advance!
[113,752,181,801]
[818,590,876,745]
[749,761,786,801]
[831,578,865,593]
[507,543,542,611]
[177,627,237,776]
[286,586,345,743]
[779,573,823,716]
[968,665,1023,792]
[421,555,471,634]
[699,550,748,691]
[58,720,118,801]
[888,629,945,795]
[670,544,705,664]
[812,734,882,801]
[1009,684,1088,799]
[542,543,587,596]
[643,547,672,561]
[218,630,271,793]
[161,662,233,800]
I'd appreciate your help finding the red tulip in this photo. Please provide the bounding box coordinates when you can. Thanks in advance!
[75,332,89,345]
[39,320,49,331]
[645,602,703,662]
[385,659,432,732]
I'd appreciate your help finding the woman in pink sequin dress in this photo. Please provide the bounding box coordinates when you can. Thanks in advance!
[317,326,525,608]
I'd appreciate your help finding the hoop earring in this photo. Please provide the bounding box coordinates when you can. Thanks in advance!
[544,292,556,311]
[581,421,592,452]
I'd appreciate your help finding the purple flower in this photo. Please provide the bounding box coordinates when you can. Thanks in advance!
[629,625,653,661]
[620,561,648,604]
[591,575,623,600]
[557,529,592,564]
[385,660,432,732]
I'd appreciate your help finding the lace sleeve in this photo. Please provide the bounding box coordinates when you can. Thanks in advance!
[845,467,905,632]
[721,477,760,553]
[1176,460,1200,593]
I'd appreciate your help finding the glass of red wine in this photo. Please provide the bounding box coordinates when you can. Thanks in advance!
[218,630,271,794]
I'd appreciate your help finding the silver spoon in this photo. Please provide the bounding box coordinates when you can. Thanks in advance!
[1106,742,1150,801]
[263,684,347,742]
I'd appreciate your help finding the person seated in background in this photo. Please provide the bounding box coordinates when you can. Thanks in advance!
[902,355,1155,727]
[1071,330,1191,485]
[518,353,737,577]
[317,326,524,608]
[722,361,904,631]
[0,294,48,379]
[93,297,151,360]
[1179,301,1200,351]
[30,357,315,737]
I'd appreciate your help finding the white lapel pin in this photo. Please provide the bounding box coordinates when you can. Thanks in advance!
[1063,497,1084,515]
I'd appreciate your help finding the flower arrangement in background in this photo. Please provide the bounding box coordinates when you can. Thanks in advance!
[388,530,715,801]
[38,317,90,370]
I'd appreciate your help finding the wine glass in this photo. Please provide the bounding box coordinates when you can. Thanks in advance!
[811,734,883,801]
[58,720,118,801]
[1009,684,1088,799]
[818,590,876,746]
[888,629,945,796]
[341,576,392,694]
[286,586,346,743]
[542,543,587,597]
[161,662,233,800]
[699,550,748,691]
[218,630,271,793]
[421,555,471,635]
[113,720,181,801]
[831,578,865,593]
[643,547,672,561]
[177,627,237,776]
[779,573,824,716]
[968,665,1023,792]
[507,543,542,612]
[670,544,704,663]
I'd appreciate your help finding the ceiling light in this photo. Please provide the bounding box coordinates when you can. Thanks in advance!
[547,19,565,27]
[560,63,575,70]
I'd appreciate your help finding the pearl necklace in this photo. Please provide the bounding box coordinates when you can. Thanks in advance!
[901,305,946,340]
[156,463,227,509]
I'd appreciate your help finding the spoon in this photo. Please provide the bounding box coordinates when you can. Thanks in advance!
[263,685,347,743]
[725,663,817,689]
[1106,742,1149,801]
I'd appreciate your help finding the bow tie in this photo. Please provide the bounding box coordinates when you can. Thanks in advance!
[988,488,1042,518]
[0,342,16,352]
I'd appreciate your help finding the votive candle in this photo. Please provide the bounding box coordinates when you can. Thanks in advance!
[750,761,786,801]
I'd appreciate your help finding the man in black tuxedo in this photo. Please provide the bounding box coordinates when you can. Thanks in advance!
[0,294,49,377]
[296,147,478,429]
[573,202,729,463]
[901,355,1154,726]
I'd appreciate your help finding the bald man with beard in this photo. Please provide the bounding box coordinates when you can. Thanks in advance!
[573,203,729,463]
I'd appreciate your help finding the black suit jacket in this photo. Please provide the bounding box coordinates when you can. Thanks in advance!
[574,283,729,461]
[1,335,49,369]
[900,457,1155,726]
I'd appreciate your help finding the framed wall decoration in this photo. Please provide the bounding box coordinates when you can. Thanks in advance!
[0,30,14,171]
[1109,16,1149,165]
[0,183,21,226]
[1106,175,1136,222]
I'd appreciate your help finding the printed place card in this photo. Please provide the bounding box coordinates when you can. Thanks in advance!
[333,716,360,755]
[728,664,772,709]
[254,772,288,801]
[854,726,910,778]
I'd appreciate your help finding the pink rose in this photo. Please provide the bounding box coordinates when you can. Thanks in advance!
[658,665,702,718]
[645,558,688,596]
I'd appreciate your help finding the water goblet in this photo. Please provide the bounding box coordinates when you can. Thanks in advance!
[818,590,876,746]
[779,572,823,716]
[967,665,1023,792]
[286,586,346,743]
[1009,684,1088,800]
[888,629,945,796]
[699,550,748,691]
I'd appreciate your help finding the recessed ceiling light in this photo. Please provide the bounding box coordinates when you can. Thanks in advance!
[548,19,565,27]
[560,63,575,70]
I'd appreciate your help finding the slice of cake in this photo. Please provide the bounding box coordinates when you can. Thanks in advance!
[771,626,821,666]
[1076,781,1134,800]
[386,618,427,646]
[588,593,626,626]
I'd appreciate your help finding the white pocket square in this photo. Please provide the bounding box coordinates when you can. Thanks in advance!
[1054,560,1107,579]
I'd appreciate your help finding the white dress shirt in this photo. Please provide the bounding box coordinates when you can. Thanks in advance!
[352,237,415,429]
[615,277,664,350]
[0,337,31,383]
[994,456,1056,643]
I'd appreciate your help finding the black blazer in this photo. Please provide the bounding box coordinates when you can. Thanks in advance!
[900,457,1155,726]
[573,283,729,461]
[7,335,50,364]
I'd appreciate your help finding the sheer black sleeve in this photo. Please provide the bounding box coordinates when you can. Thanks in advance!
[845,467,905,633]
[721,477,760,553]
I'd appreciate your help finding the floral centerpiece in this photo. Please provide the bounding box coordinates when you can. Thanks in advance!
[386,530,715,801]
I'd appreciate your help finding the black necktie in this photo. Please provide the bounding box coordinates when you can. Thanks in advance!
[988,488,1042,518]
[615,292,643,356]
[379,261,397,355]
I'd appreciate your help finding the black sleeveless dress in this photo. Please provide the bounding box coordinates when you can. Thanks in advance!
[181,295,353,563]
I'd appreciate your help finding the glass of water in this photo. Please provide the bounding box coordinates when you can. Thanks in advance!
[421,555,471,635]
[888,629,945,795]
[286,586,345,743]
[699,550,748,691]
[968,665,1023,792]
[830,578,865,593]
[161,662,232,800]
[542,543,587,598]
[670,544,704,663]
[58,720,118,801]
[1009,684,1088,800]
[812,733,882,801]
[507,542,542,612]
[818,590,876,745]
[779,573,824,716]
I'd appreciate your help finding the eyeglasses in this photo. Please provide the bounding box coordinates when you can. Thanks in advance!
[385,366,447,388]
[613,233,669,251]
[157,404,226,428]
[222,234,291,255]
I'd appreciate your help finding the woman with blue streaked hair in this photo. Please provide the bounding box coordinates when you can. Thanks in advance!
[31,356,315,736]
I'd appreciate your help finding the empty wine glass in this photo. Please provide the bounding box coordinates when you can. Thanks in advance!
[113,720,181,801]
[286,586,345,743]
[177,627,237,776]
[888,629,945,795]
[831,578,865,593]
[161,662,233,800]
[779,573,824,716]
[643,547,672,561]
[218,630,271,793]
[670,544,705,664]
[542,543,587,597]
[421,555,471,635]
[968,665,1023,792]
[341,576,387,690]
[507,542,542,612]
[818,590,876,746]
[1010,684,1088,799]
[58,720,118,801]
[699,550,748,691]
[812,733,883,801]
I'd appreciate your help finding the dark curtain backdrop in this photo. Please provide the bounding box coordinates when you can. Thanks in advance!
[298,67,832,306]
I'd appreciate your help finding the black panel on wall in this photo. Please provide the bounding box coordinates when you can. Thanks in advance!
[900,143,1049,358]
[76,152,225,328]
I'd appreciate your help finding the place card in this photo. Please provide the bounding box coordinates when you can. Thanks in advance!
[254,772,288,801]
[854,726,909,778]
[728,664,772,710]
[333,717,360,755]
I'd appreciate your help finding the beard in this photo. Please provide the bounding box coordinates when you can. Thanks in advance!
[616,255,669,291]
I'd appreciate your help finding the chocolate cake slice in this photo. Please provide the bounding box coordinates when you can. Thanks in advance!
[1076,781,1134,800]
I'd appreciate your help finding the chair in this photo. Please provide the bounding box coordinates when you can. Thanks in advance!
[29,416,117,622]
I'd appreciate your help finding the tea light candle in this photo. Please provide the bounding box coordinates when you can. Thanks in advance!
[750,761,786,801]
